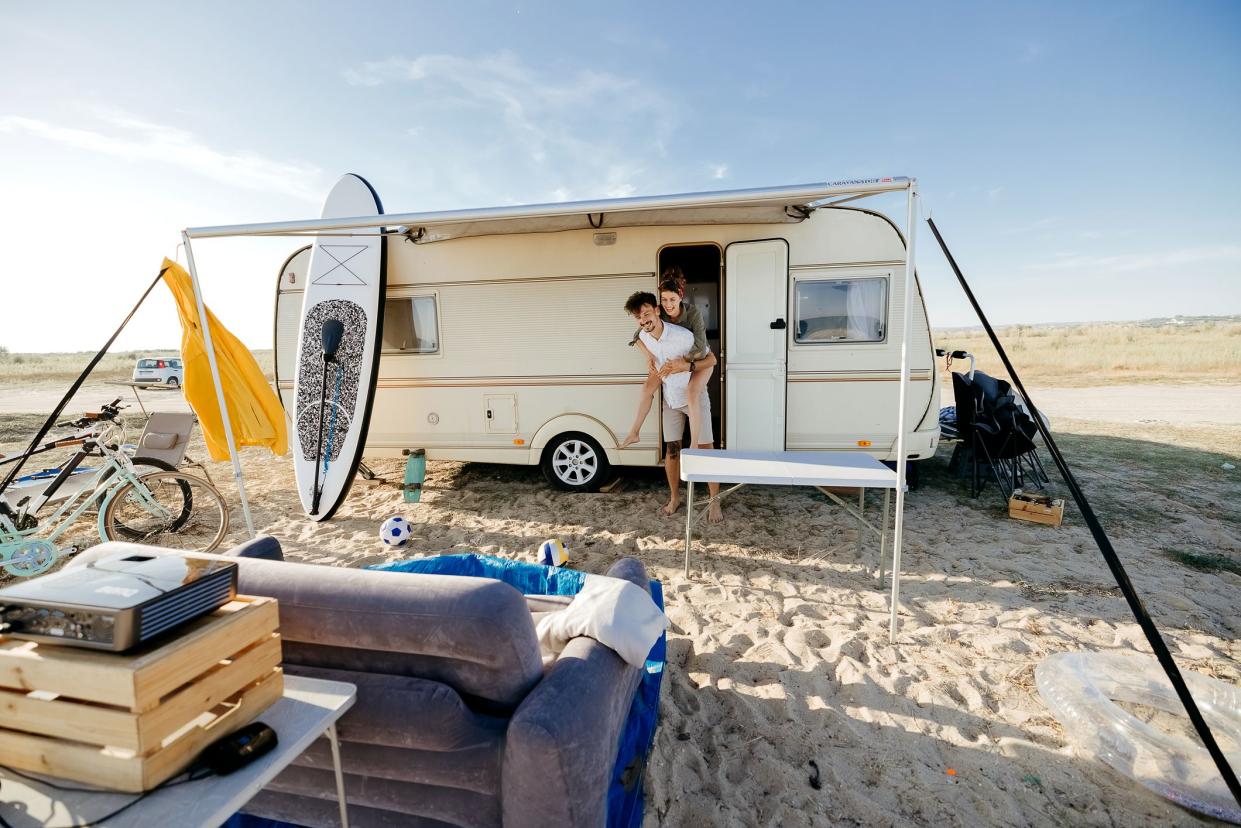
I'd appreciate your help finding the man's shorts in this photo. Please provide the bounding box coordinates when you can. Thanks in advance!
[662,389,713,446]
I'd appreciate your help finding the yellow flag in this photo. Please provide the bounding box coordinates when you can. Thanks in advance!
[161,258,288,460]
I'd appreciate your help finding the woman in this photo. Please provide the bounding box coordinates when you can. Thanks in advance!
[620,266,716,450]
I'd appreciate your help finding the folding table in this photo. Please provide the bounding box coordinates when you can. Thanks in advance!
[679,449,903,619]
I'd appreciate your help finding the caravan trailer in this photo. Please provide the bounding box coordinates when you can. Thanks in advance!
[274,180,940,491]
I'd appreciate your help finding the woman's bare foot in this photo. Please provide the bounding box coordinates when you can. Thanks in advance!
[662,498,681,516]
[707,503,724,523]
[619,432,640,449]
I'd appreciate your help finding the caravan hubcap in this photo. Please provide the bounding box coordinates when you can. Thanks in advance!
[552,440,598,486]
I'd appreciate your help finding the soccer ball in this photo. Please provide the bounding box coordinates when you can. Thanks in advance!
[381,516,412,547]
[538,538,569,567]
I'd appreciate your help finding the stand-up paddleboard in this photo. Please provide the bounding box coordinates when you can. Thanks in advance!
[273,245,311,412]
[292,174,386,521]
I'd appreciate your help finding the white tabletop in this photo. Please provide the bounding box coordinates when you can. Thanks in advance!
[0,675,356,828]
[679,449,899,488]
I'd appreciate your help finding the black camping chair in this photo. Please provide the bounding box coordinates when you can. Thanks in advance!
[950,370,1049,503]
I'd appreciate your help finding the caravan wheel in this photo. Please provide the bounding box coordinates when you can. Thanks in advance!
[541,434,610,493]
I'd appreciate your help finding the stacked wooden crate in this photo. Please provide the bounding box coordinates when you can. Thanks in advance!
[0,595,282,792]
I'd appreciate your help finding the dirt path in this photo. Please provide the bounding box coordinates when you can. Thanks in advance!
[0,383,192,416]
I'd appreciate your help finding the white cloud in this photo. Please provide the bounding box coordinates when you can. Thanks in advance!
[709,163,729,180]
[0,112,325,202]
[1024,244,1241,274]
[342,51,677,203]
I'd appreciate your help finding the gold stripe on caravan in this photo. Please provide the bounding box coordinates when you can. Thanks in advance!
[788,376,932,383]
[389,272,655,291]
[787,369,932,382]
[788,377,931,383]
[375,375,646,389]
[788,260,906,271]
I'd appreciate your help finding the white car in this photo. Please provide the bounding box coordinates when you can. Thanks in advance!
[132,356,184,387]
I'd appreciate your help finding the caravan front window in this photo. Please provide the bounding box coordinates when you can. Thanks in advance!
[793,277,887,343]
[383,295,439,353]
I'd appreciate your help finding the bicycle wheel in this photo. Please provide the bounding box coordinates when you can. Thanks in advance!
[102,470,229,552]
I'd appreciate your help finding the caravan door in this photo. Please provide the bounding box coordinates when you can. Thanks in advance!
[724,239,788,450]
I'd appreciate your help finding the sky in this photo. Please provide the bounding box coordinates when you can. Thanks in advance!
[1,1,1238,353]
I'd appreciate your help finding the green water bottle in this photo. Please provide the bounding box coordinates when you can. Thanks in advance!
[402,448,426,503]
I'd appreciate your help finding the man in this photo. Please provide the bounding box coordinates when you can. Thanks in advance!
[624,291,723,523]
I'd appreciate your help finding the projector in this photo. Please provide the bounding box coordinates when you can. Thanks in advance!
[0,552,237,652]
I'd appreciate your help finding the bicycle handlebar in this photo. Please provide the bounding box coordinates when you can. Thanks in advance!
[53,398,126,431]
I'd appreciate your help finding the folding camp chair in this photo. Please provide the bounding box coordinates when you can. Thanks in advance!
[129,411,213,481]
[948,370,1049,504]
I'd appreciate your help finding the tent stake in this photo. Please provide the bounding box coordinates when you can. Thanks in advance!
[182,232,256,538]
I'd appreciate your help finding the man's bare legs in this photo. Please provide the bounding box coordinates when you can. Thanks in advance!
[662,440,681,515]
[686,364,714,449]
[620,370,661,448]
[663,440,724,522]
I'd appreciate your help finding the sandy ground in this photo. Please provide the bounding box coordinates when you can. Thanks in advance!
[1,382,1239,826]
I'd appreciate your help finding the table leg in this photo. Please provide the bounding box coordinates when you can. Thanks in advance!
[855,488,865,561]
[877,489,891,588]
[683,481,695,578]
[327,722,349,828]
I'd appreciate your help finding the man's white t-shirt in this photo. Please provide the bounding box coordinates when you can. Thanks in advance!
[639,322,694,409]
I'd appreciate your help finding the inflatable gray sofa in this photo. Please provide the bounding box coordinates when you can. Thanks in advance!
[68,537,652,828]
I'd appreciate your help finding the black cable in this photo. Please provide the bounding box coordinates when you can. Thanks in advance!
[925,216,1241,809]
[0,764,214,828]
[0,267,168,498]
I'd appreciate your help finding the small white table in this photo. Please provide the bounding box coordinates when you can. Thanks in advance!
[0,675,357,828]
[680,449,900,582]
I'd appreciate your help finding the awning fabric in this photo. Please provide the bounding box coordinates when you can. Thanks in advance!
[161,258,288,460]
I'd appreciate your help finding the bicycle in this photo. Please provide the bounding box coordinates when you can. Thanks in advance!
[0,398,230,577]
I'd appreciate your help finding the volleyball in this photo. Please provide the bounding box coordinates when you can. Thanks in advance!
[538,538,570,567]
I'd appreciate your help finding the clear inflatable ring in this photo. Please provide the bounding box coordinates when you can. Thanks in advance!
[1036,651,1241,823]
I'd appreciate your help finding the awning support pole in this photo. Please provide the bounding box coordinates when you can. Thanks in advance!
[925,216,1241,809]
[181,231,256,538]
[889,182,918,643]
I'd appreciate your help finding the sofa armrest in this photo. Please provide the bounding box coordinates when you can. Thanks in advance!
[502,635,642,828]
[502,557,651,828]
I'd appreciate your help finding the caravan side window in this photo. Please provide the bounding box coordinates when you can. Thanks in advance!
[383,295,440,353]
[793,277,887,343]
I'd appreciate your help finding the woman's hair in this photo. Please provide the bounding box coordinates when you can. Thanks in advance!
[659,265,686,296]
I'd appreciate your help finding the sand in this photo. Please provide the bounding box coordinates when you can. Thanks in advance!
[1,383,1238,826]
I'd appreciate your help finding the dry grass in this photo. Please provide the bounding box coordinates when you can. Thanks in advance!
[933,319,1241,387]
[0,348,274,384]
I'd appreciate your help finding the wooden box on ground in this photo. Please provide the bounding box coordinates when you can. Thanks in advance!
[1009,489,1066,527]
[0,594,282,792]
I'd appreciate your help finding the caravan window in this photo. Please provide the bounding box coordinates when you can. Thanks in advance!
[383,295,440,353]
[793,277,887,343]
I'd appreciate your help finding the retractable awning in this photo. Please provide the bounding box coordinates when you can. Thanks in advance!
[185,177,911,242]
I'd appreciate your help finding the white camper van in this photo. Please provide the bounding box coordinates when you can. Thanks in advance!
[274,180,940,491]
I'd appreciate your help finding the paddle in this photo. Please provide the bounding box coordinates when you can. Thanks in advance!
[309,319,344,515]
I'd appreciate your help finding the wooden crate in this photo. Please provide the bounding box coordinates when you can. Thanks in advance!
[0,594,282,792]
[1009,490,1065,527]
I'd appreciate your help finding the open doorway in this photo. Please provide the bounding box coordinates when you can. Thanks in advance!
[658,244,723,448]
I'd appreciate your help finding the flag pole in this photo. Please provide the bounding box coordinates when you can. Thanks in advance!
[181,231,256,537]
